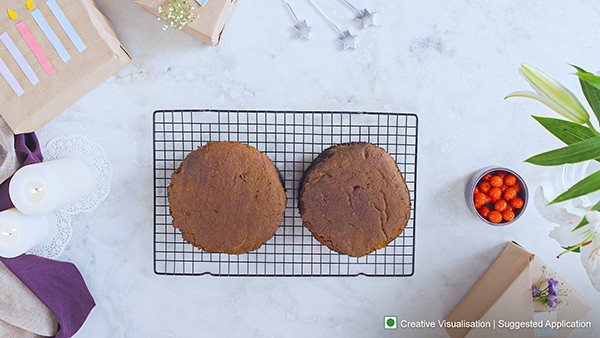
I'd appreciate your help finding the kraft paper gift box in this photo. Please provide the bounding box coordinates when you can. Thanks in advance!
[0,117,17,184]
[135,0,238,46]
[0,0,130,134]
[445,241,591,338]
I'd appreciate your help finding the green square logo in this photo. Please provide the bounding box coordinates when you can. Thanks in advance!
[384,316,398,330]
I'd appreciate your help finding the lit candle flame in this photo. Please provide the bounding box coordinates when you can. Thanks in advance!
[7,8,18,21]
[26,0,35,11]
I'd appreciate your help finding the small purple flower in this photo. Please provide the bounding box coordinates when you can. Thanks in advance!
[532,270,568,310]
[532,285,540,297]
[547,278,559,297]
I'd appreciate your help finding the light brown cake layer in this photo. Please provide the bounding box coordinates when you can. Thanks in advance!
[168,142,287,255]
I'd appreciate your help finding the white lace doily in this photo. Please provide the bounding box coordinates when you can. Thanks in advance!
[43,134,112,215]
[27,210,72,259]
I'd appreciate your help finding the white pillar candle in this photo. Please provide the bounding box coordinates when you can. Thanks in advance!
[0,208,50,258]
[9,158,93,215]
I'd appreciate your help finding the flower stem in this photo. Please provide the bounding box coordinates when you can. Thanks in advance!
[586,121,600,135]
[558,244,581,257]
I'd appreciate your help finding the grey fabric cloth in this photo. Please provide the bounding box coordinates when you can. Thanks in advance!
[0,262,58,337]
[0,318,40,338]
[0,117,17,185]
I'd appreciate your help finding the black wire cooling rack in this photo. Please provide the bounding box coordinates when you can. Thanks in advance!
[153,110,418,277]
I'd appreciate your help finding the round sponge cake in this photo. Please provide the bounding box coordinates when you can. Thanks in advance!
[299,142,411,257]
[168,142,287,255]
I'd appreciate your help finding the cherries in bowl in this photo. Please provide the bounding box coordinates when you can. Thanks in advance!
[466,167,528,226]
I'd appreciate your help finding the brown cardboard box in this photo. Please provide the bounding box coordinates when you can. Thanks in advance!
[445,241,591,338]
[135,0,238,46]
[0,0,131,134]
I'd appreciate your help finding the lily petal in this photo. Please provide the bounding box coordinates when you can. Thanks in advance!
[550,224,583,247]
[534,186,582,225]
[580,242,600,292]
[586,211,600,233]
[520,63,589,124]
[571,198,593,212]
[505,91,586,124]
[520,64,582,108]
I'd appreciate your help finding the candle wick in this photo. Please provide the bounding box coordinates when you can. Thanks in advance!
[30,186,45,194]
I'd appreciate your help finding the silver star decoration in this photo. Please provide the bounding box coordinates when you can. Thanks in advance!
[294,20,313,40]
[339,30,358,50]
[358,9,378,28]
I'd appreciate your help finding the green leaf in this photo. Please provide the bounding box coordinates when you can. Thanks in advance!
[526,137,600,166]
[572,200,600,231]
[574,70,600,91]
[574,217,590,231]
[550,170,600,204]
[532,116,596,144]
[573,65,600,124]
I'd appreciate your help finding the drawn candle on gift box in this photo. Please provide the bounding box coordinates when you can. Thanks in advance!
[46,0,87,52]
[0,0,88,96]
[0,53,24,96]
[30,0,71,62]
[9,158,93,215]
[0,9,39,86]
[0,208,50,258]
[13,0,54,74]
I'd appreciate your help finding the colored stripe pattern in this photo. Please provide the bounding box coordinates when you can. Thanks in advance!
[16,21,54,74]
[31,8,71,62]
[0,32,39,85]
[0,56,24,96]
[46,0,87,52]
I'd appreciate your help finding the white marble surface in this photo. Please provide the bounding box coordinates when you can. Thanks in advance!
[34,0,600,337]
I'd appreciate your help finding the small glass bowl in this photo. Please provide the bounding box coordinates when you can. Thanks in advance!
[465,166,528,226]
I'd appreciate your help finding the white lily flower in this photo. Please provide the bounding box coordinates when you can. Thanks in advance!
[580,211,600,292]
[536,187,600,291]
[581,240,600,292]
[549,224,582,248]
[506,63,590,125]
[534,187,582,226]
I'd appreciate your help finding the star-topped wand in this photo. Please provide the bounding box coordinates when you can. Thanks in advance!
[307,0,358,50]
[340,0,378,29]
[284,1,313,40]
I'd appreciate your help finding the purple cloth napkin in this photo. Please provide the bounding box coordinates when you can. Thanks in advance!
[0,133,95,338]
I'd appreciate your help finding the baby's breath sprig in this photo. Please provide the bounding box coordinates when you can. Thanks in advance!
[158,0,199,31]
